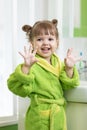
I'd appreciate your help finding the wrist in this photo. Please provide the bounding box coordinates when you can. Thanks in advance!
[65,66,73,71]
[65,66,74,78]
[21,64,30,74]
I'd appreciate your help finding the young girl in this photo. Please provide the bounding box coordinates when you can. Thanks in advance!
[7,19,80,130]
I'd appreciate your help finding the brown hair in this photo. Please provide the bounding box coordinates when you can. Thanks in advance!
[22,19,59,42]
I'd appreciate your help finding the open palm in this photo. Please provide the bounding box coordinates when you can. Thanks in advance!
[64,48,81,68]
[19,44,38,67]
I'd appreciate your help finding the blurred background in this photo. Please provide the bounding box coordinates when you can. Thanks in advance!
[0,0,87,130]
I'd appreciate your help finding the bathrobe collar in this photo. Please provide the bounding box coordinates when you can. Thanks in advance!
[36,53,61,77]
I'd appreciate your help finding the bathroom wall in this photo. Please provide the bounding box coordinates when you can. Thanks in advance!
[58,37,87,80]
[60,38,87,60]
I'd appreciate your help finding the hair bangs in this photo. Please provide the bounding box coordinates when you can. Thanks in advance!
[33,23,56,37]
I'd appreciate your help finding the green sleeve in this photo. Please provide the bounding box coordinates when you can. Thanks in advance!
[7,64,34,97]
[59,65,80,90]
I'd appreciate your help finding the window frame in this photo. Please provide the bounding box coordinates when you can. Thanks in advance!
[0,96,18,126]
[0,0,18,126]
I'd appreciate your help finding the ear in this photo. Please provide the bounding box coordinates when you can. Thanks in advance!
[52,19,58,27]
[22,25,32,33]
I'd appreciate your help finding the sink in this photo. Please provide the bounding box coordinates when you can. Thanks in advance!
[64,81,87,103]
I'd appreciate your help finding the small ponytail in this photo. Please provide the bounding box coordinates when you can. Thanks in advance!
[22,25,32,33]
[52,19,58,27]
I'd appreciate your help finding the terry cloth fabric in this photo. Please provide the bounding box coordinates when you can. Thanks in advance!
[29,94,67,130]
[36,53,62,77]
[7,53,80,130]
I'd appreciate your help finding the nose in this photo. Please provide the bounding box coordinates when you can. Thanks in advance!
[43,39,49,45]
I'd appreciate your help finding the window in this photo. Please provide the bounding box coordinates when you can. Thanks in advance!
[0,0,18,126]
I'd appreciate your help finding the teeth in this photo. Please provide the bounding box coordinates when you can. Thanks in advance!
[42,48,50,50]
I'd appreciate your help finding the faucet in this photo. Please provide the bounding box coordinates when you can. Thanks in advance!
[78,60,87,71]
[77,60,87,80]
[82,60,87,68]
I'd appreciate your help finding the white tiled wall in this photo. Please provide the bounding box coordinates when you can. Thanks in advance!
[57,37,87,81]
[58,38,87,61]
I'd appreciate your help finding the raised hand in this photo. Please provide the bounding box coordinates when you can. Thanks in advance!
[64,48,81,69]
[19,44,38,68]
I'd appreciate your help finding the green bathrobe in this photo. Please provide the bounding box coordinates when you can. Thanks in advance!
[7,53,80,130]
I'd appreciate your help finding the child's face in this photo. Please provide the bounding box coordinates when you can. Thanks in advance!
[32,34,59,62]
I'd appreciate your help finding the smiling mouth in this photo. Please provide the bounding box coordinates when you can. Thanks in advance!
[41,47,51,51]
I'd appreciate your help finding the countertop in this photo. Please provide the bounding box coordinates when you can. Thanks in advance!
[64,81,87,103]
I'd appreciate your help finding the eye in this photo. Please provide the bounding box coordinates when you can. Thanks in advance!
[37,38,42,41]
[48,38,54,41]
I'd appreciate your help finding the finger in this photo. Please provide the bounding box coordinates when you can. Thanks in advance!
[75,57,83,62]
[24,46,27,54]
[18,51,25,58]
[29,44,33,53]
[66,49,70,57]
[33,46,38,55]
[67,48,73,57]
[67,48,72,55]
